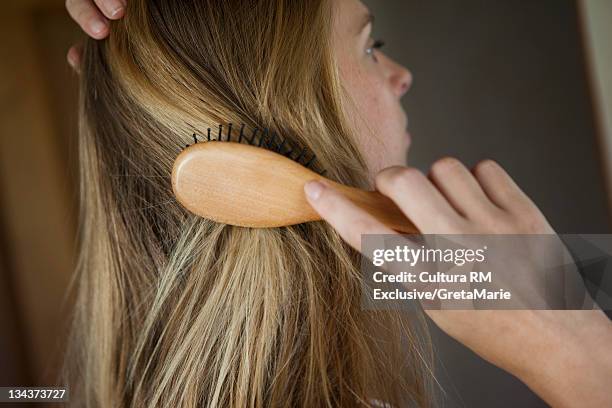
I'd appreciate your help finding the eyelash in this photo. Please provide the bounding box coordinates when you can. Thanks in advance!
[366,39,385,62]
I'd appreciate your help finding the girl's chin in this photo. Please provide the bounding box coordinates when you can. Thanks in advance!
[366,142,411,174]
[379,155,408,171]
[396,141,411,166]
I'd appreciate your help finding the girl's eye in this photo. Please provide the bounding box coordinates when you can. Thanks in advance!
[366,39,386,62]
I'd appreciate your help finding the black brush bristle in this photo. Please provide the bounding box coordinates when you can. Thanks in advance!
[238,124,245,143]
[284,140,295,159]
[268,132,278,151]
[250,128,259,145]
[258,128,268,147]
[295,146,306,164]
[186,123,325,175]
[304,153,316,168]
[277,134,287,153]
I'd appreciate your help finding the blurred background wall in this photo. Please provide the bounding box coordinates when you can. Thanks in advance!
[0,0,610,407]
[0,0,80,398]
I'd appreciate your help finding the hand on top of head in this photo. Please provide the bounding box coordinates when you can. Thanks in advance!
[65,0,127,73]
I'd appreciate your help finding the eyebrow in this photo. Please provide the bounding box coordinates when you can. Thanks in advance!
[357,11,375,35]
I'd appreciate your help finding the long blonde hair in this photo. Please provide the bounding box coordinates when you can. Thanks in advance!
[64,0,435,406]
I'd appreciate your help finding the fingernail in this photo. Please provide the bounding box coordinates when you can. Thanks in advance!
[304,181,325,201]
[90,19,107,35]
[110,5,124,18]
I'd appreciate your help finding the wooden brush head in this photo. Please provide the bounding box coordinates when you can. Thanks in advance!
[172,142,324,228]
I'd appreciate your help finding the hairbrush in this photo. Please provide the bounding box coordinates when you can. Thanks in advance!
[171,124,418,233]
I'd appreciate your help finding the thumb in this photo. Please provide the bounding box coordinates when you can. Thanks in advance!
[304,180,396,252]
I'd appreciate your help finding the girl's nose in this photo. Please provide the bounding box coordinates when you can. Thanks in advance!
[386,56,413,98]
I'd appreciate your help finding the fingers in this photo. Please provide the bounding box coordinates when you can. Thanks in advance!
[66,0,109,39]
[93,0,126,19]
[304,180,396,252]
[66,0,126,39]
[66,0,127,71]
[305,158,551,239]
[472,159,539,215]
[428,157,503,219]
[375,166,467,233]
[67,44,83,74]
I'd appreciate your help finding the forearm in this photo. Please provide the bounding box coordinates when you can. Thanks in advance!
[514,311,612,408]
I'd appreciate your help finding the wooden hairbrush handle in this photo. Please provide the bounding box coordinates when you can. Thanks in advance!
[172,142,419,233]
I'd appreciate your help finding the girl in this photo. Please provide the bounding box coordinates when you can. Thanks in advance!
[66,0,434,406]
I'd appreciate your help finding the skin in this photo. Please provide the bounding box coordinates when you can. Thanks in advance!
[67,0,612,406]
[332,0,412,174]
[65,0,126,72]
